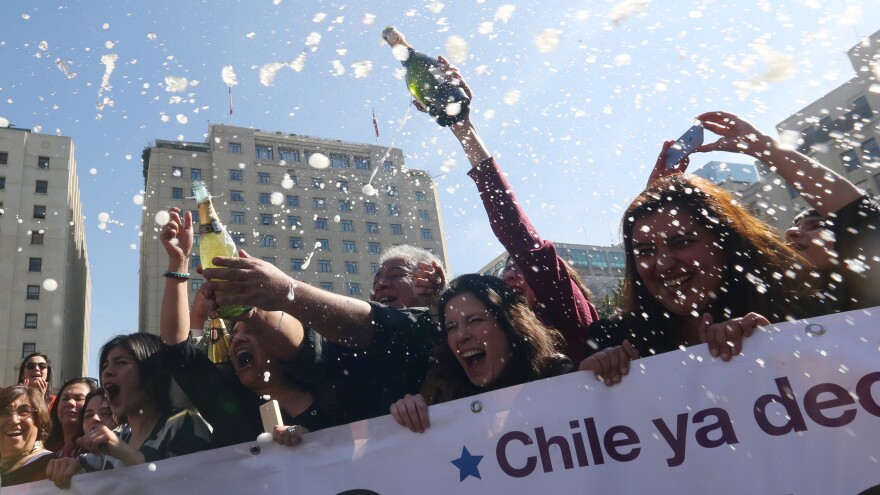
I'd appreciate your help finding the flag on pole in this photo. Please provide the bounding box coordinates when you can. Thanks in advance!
[228,87,234,116]
[372,107,379,144]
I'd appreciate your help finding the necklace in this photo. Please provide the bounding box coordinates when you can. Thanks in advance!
[0,442,42,474]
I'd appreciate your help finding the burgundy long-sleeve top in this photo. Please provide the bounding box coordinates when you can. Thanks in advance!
[468,157,598,363]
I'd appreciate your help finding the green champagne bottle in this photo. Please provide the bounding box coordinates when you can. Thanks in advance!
[207,318,232,364]
[382,26,470,127]
[192,180,252,318]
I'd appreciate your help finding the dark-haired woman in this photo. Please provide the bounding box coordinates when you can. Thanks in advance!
[45,377,98,456]
[390,274,572,432]
[580,170,813,385]
[17,353,55,408]
[46,333,212,489]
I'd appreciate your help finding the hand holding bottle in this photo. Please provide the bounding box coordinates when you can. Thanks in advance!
[160,207,193,269]
[201,250,294,316]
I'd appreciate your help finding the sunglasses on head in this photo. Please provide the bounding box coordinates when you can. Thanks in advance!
[26,362,48,370]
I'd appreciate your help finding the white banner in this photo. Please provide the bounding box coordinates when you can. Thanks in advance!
[8,309,880,494]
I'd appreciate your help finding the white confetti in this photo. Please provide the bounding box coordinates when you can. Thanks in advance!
[533,29,561,54]
[43,279,59,291]
[610,0,650,25]
[494,4,516,23]
[308,153,330,169]
[361,184,377,196]
[176,114,188,124]
[503,89,521,105]
[165,76,189,93]
[445,36,468,64]
[221,66,238,87]
[155,210,171,226]
[270,192,284,205]
[352,60,373,78]
[98,212,110,223]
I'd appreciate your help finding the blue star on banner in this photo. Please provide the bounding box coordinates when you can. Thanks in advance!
[451,446,483,482]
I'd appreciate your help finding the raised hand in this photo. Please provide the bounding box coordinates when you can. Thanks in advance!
[698,312,769,361]
[694,111,771,157]
[412,55,473,114]
[46,457,83,490]
[272,424,308,447]
[390,394,430,433]
[646,139,690,187]
[22,376,48,396]
[578,340,640,386]
[412,260,446,306]
[160,207,193,266]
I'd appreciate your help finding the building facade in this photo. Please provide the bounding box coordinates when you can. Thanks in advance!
[737,29,880,230]
[478,242,626,316]
[0,127,91,386]
[692,160,759,195]
[139,124,449,334]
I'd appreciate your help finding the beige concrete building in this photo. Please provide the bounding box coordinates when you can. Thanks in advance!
[737,29,880,230]
[479,242,626,316]
[139,124,449,334]
[0,126,91,387]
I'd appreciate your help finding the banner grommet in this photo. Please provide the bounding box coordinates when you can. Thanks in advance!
[805,323,826,336]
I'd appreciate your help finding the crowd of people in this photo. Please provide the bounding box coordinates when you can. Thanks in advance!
[2,57,878,489]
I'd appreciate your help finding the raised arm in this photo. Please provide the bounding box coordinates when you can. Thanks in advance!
[695,111,862,216]
[201,252,375,349]
[159,208,193,346]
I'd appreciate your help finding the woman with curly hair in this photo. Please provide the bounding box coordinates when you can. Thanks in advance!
[390,274,573,432]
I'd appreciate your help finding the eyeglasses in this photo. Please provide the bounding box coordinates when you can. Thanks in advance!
[1,405,34,419]
[25,362,48,371]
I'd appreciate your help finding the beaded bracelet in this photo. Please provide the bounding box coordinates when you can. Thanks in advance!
[163,271,191,280]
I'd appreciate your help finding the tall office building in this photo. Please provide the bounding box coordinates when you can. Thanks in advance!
[0,126,91,386]
[737,29,880,230]
[692,161,759,194]
[479,242,626,316]
[139,124,449,334]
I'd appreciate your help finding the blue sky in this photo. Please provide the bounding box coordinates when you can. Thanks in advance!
[2,0,879,376]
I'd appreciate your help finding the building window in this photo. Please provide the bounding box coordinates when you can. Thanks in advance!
[370,263,380,275]
[418,210,429,222]
[287,215,301,228]
[0,152,7,165]
[172,187,184,200]
[421,228,433,240]
[261,256,277,266]
[387,185,398,196]
[0,177,5,189]
[37,156,50,169]
[28,258,42,272]
[280,148,300,163]
[229,142,242,154]
[343,240,356,253]
[355,157,371,171]
[383,161,394,172]
[259,193,271,205]
[260,214,273,225]
[230,211,245,224]
[287,195,300,207]
[35,180,48,194]
[25,314,38,329]
[256,145,274,160]
[330,154,349,168]
[229,169,243,181]
[347,283,361,295]
[31,231,44,245]
[345,261,359,274]
[231,232,246,246]
[387,204,401,217]
[415,191,427,202]
[318,260,332,273]
[191,210,200,224]
[22,343,36,359]
[317,239,330,251]
[191,168,202,181]
[339,199,352,211]
[366,222,379,234]
[841,149,860,172]
[315,217,328,230]
[608,252,626,270]
[319,282,334,292]
[368,242,381,255]
[33,205,46,219]
[311,177,324,189]
[193,233,200,247]
[313,198,326,210]
[230,190,244,203]
[340,220,354,232]
[191,279,203,292]
[171,166,183,178]
[290,258,305,272]
[289,237,303,249]
[862,138,879,165]
[286,172,298,186]
[391,224,403,236]
[337,180,349,192]
[260,235,276,248]
[363,202,377,214]
[26,285,40,300]
[258,172,271,184]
